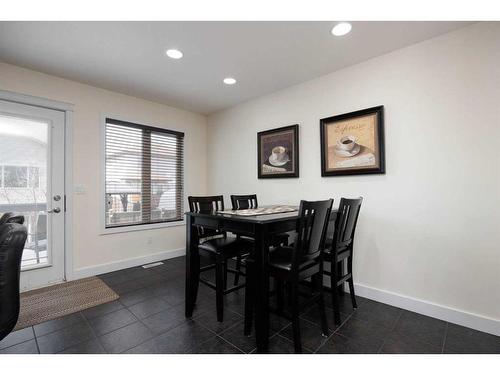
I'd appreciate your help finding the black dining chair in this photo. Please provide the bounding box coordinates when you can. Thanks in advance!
[230,194,259,210]
[244,199,333,353]
[0,221,28,342]
[323,197,363,325]
[188,195,253,322]
[230,194,289,286]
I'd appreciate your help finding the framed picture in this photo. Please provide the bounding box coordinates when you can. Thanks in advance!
[258,124,299,178]
[320,106,385,177]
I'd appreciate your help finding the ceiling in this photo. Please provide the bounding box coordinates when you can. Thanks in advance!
[0,22,470,114]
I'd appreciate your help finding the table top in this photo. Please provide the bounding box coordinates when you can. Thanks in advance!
[186,205,300,224]
[217,205,298,217]
[186,205,337,224]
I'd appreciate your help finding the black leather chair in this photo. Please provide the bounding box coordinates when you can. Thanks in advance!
[0,212,25,225]
[188,196,253,322]
[244,199,333,353]
[323,197,363,325]
[0,221,27,341]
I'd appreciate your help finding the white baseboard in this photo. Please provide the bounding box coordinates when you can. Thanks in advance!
[70,247,185,280]
[354,282,500,337]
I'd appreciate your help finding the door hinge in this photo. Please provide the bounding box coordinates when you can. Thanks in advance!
[64,195,67,212]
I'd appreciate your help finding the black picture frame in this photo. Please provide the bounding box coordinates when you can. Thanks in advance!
[257,124,299,179]
[320,106,385,177]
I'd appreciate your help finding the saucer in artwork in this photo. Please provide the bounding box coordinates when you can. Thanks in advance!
[269,154,290,167]
[334,144,361,158]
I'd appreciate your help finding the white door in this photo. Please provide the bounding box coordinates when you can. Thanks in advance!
[0,99,66,291]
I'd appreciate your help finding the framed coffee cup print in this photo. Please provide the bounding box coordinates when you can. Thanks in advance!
[258,124,299,178]
[320,106,385,177]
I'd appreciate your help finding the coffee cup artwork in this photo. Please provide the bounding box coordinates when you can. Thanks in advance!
[333,135,362,158]
[269,146,290,166]
[257,125,299,178]
[320,106,385,176]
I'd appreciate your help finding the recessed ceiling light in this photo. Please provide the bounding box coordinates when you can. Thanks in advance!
[331,22,352,36]
[166,49,183,59]
[223,77,237,85]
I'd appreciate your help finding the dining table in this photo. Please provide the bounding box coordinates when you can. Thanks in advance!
[184,205,338,353]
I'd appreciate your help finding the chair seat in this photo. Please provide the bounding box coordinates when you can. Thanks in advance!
[198,236,253,257]
[272,233,289,246]
[239,232,289,246]
[323,242,350,262]
[323,245,349,254]
[268,246,316,272]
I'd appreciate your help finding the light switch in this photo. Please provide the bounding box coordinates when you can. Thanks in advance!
[74,185,86,194]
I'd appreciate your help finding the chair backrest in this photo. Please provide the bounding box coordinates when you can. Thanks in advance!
[0,223,28,341]
[330,197,363,253]
[230,194,258,210]
[292,199,333,269]
[0,213,25,226]
[187,196,225,239]
[188,195,224,214]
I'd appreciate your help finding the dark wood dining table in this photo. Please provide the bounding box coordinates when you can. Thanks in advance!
[184,205,338,353]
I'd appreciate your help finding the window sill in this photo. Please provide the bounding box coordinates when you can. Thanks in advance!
[100,220,185,235]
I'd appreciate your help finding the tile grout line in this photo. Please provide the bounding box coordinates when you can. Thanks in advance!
[215,334,246,354]
[441,322,449,354]
[0,326,36,351]
[125,298,176,322]
[274,333,313,353]
[376,308,403,354]
[31,326,41,354]
[77,310,107,354]
[313,306,358,353]
[51,312,97,354]
[118,317,215,354]
[199,316,244,336]
[116,311,204,354]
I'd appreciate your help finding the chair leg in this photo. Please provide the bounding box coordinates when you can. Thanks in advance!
[287,282,293,306]
[331,272,341,326]
[215,259,224,322]
[347,257,357,309]
[347,278,357,309]
[337,261,344,295]
[223,260,228,289]
[290,282,302,354]
[243,262,254,336]
[234,255,241,286]
[276,279,284,313]
[313,274,329,337]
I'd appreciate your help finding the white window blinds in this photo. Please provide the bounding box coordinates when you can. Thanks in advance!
[105,118,184,228]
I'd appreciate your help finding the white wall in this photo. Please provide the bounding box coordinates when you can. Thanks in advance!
[207,23,500,327]
[0,62,208,276]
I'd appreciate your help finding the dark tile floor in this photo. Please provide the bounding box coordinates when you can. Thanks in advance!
[1,255,500,354]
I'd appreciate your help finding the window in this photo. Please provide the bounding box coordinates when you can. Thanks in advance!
[104,118,184,228]
[1,165,40,188]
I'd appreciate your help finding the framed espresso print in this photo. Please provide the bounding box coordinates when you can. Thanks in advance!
[320,106,385,177]
[258,124,299,178]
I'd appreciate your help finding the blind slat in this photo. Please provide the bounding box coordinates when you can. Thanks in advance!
[105,118,184,228]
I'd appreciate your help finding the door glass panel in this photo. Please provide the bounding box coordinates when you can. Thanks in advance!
[0,114,49,269]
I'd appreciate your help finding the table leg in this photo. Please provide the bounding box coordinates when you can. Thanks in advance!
[185,215,200,318]
[337,260,345,295]
[253,224,270,353]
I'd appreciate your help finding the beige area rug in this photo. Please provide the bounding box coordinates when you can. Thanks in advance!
[14,277,119,330]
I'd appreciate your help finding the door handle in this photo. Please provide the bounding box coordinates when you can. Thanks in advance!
[48,207,61,214]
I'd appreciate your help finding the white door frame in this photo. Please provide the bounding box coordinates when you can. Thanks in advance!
[0,89,75,283]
